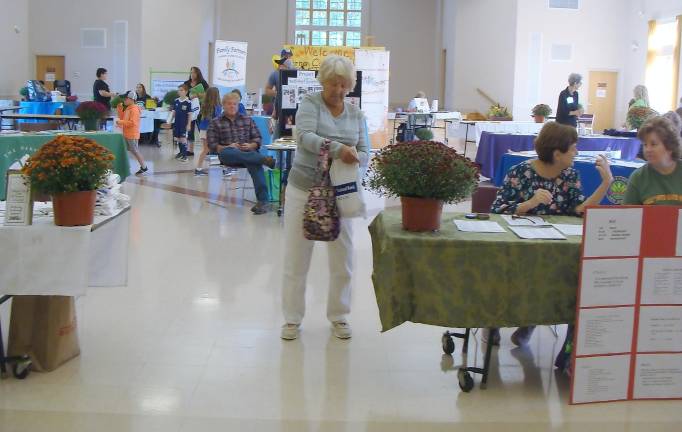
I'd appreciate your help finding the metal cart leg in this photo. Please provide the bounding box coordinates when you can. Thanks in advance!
[443,326,496,392]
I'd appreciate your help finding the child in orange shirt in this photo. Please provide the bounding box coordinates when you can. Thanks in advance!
[116,90,148,175]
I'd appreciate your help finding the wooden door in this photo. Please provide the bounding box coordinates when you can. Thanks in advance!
[35,55,65,91]
[587,71,618,132]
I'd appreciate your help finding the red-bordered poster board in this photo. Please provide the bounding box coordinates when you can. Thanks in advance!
[571,205,682,404]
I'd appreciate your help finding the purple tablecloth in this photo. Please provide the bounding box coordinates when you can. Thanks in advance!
[475,132,641,178]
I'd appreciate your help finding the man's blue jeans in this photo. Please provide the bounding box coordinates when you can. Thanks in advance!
[218,147,268,203]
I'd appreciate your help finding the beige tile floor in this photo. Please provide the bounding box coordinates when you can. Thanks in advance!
[1,137,681,431]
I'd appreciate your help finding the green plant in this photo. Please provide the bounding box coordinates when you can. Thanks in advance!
[21,135,114,194]
[627,106,658,130]
[414,127,434,141]
[110,95,123,109]
[531,104,552,117]
[365,141,480,203]
[19,86,28,97]
[75,101,109,121]
[163,90,179,106]
[488,104,510,118]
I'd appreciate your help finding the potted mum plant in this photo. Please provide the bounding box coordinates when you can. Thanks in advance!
[487,104,512,121]
[365,141,480,232]
[626,106,658,130]
[531,104,552,123]
[21,135,114,226]
[76,101,108,131]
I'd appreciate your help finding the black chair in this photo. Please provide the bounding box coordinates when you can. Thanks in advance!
[53,80,71,96]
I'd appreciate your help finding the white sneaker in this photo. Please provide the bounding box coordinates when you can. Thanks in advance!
[331,321,352,339]
[281,323,300,340]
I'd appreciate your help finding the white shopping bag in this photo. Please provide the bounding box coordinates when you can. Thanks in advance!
[330,160,366,218]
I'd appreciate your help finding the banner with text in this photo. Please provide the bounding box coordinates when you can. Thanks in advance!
[213,40,248,97]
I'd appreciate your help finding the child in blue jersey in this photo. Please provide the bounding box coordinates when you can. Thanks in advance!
[194,87,223,175]
[167,84,193,162]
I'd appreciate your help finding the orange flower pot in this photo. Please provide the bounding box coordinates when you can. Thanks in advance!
[401,196,443,232]
[52,190,97,226]
[533,115,545,123]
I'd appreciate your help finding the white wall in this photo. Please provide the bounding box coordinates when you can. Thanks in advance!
[367,0,442,108]
[28,0,142,98]
[140,0,215,90]
[217,0,288,93]
[448,0,518,115]
[0,0,29,99]
[623,0,682,114]
[513,0,630,126]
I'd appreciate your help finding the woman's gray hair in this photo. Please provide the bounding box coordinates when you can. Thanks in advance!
[633,85,650,106]
[317,55,356,90]
[662,111,682,134]
[415,91,426,98]
[568,73,582,86]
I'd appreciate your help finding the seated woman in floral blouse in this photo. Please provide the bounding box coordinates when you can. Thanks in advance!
[490,121,613,372]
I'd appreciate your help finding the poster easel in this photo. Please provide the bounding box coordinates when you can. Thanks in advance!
[571,205,682,404]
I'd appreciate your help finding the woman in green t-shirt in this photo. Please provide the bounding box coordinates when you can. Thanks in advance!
[624,116,682,205]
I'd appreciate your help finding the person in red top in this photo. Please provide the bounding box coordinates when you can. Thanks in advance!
[116,90,148,175]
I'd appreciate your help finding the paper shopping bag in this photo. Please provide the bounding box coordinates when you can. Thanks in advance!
[8,296,80,372]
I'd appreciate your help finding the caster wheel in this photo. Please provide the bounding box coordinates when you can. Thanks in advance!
[13,360,31,380]
[458,370,474,392]
[277,209,282,217]
[442,334,455,355]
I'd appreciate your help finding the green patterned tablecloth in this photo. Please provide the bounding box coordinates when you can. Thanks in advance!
[0,132,131,200]
[369,210,583,331]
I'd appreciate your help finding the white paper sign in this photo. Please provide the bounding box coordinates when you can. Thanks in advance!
[355,49,390,134]
[637,306,682,352]
[584,208,643,257]
[641,258,682,305]
[634,354,682,399]
[675,210,682,256]
[213,40,248,90]
[281,85,297,109]
[576,307,635,356]
[596,89,607,98]
[580,258,639,307]
[573,355,630,403]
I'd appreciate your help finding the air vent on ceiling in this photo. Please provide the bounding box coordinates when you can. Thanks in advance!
[549,0,579,10]
[551,43,573,61]
[81,28,106,48]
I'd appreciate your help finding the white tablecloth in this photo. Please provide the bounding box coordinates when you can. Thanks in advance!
[0,206,130,296]
[448,121,545,145]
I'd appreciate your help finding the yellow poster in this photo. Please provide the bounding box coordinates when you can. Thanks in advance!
[283,44,355,70]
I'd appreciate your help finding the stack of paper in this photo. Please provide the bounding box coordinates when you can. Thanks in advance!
[552,224,583,236]
[501,215,549,226]
[454,220,506,233]
[509,226,566,240]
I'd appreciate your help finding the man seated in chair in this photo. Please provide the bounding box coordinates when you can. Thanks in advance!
[207,92,276,215]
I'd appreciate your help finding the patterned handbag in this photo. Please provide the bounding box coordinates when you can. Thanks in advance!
[303,140,340,241]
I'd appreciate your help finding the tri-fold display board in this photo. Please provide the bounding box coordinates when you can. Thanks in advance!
[276,69,362,138]
[571,206,682,404]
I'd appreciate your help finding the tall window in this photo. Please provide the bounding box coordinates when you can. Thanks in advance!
[645,17,681,112]
[294,0,362,47]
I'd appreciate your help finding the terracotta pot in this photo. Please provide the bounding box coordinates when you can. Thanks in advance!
[52,190,97,226]
[401,196,443,232]
[533,115,546,123]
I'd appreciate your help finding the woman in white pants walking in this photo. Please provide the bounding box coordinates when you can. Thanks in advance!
[281,55,368,340]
